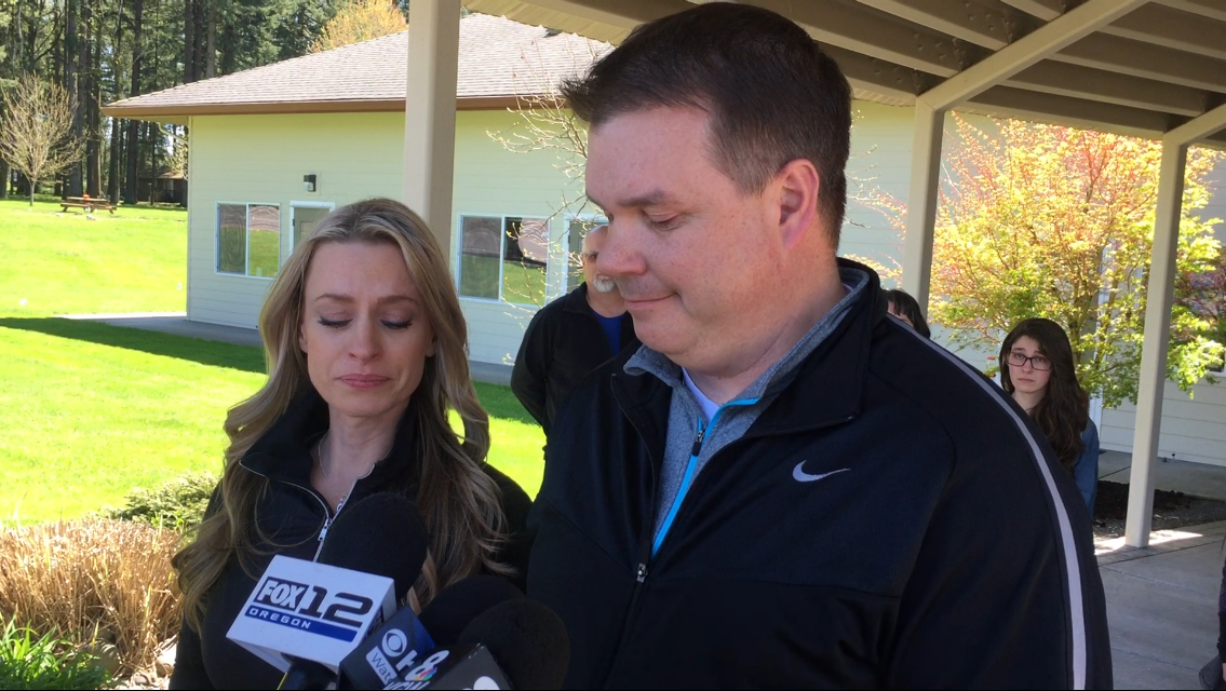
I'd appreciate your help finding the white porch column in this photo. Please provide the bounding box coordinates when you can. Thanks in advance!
[1124,141,1186,548]
[901,101,944,313]
[1125,103,1226,547]
[404,0,461,260]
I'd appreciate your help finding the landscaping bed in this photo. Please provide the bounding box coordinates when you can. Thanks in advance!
[1093,480,1226,540]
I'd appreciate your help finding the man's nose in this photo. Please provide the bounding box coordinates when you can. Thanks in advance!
[596,223,644,277]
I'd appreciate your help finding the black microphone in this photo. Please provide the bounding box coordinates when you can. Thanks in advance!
[339,575,522,689]
[277,493,430,690]
[384,600,568,689]
[418,576,524,646]
[318,493,429,597]
[455,599,569,690]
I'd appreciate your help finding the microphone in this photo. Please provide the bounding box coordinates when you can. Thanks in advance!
[339,576,522,689]
[455,599,569,690]
[418,576,524,646]
[226,493,429,689]
[379,599,569,690]
[317,493,429,596]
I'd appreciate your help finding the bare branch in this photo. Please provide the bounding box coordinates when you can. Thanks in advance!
[0,75,84,205]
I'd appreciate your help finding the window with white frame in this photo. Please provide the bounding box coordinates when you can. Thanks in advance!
[458,215,549,305]
[217,203,282,278]
[290,203,334,252]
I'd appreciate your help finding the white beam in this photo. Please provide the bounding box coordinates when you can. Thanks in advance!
[824,45,936,103]
[462,1,631,44]
[1055,34,1226,93]
[1166,100,1226,146]
[1005,62,1208,117]
[920,0,1148,110]
[965,86,1178,138]
[520,0,679,28]
[404,0,461,257]
[856,0,1039,50]
[1000,0,1063,21]
[900,102,944,311]
[748,0,985,77]
[1106,3,1226,61]
[1124,102,1226,548]
[1124,141,1186,548]
[1154,0,1226,23]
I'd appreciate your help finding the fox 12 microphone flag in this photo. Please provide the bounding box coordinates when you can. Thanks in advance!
[226,554,397,673]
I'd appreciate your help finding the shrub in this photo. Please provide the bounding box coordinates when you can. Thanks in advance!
[0,619,111,690]
[103,471,217,531]
[0,519,181,677]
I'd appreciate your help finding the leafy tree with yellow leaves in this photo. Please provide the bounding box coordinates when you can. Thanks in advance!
[870,116,1224,407]
[313,0,407,53]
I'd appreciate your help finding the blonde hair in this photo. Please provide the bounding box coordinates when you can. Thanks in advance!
[173,198,511,630]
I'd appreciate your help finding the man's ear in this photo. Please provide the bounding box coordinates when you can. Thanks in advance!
[775,158,820,251]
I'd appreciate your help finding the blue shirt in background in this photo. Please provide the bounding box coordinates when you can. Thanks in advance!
[1074,420,1100,515]
[596,312,622,356]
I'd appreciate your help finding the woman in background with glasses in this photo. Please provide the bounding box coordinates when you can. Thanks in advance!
[1000,318,1100,513]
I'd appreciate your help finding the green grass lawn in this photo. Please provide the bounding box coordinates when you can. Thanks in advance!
[0,199,544,524]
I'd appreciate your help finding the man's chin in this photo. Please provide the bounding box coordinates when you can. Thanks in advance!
[632,317,685,353]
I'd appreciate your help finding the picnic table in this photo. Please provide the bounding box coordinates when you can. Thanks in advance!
[60,196,116,214]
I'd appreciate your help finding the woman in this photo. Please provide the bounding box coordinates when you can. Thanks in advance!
[999,318,1099,513]
[169,198,531,689]
[884,288,931,339]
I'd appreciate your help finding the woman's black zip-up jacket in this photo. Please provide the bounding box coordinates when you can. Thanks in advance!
[169,391,532,690]
[527,261,1112,689]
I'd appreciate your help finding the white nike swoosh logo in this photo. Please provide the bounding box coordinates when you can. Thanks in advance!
[792,463,851,483]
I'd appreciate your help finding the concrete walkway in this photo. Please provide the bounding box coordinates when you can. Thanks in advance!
[61,312,514,385]
[1100,521,1223,689]
[1093,449,1226,689]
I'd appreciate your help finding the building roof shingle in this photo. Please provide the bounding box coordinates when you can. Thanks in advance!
[104,14,607,122]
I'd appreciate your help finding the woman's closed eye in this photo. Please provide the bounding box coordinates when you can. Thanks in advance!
[317,317,413,329]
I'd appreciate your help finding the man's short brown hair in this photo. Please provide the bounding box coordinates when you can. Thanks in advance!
[563,3,853,246]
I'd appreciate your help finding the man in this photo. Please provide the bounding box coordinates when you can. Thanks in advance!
[512,225,636,435]
[526,4,1111,689]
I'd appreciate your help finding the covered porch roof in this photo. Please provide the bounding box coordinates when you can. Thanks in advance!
[466,0,1226,147]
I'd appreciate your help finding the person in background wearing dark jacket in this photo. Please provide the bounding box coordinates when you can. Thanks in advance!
[512,225,636,435]
[1000,318,1100,514]
[169,199,531,689]
[525,4,1111,689]
[1202,553,1226,689]
[884,288,931,338]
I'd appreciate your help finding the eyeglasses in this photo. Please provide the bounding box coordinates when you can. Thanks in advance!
[1007,351,1051,371]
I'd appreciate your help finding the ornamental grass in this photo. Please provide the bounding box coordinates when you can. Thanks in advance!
[0,519,182,676]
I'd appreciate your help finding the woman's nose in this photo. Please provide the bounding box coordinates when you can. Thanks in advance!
[349,318,380,361]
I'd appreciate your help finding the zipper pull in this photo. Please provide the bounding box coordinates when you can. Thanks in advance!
[690,422,707,458]
[318,516,333,543]
[636,563,648,583]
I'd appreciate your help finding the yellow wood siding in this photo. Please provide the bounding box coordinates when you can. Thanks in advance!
[186,110,579,365]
